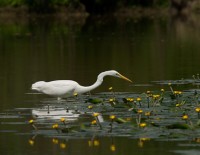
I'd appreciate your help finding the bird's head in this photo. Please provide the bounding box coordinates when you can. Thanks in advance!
[108,70,132,83]
[31,81,46,92]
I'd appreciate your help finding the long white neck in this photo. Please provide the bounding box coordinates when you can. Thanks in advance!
[76,71,112,94]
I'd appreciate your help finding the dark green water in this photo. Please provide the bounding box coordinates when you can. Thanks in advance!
[1,13,200,155]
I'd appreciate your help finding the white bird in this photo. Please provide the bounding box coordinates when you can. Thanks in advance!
[31,70,132,100]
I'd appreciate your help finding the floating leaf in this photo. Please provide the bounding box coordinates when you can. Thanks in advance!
[166,123,191,129]
[115,118,127,124]
[86,98,103,104]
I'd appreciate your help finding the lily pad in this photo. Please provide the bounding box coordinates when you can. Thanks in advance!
[86,98,103,104]
[115,118,127,124]
[166,123,191,129]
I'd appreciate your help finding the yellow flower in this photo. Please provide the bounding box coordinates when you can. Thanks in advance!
[88,105,93,109]
[29,119,34,124]
[182,114,189,120]
[145,112,151,116]
[109,87,113,91]
[28,139,34,146]
[91,120,97,125]
[153,95,160,99]
[139,138,151,141]
[60,118,65,122]
[93,113,99,117]
[126,98,134,102]
[174,91,182,95]
[52,138,59,144]
[52,123,59,129]
[148,94,153,97]
[110,144,116,152]
[137,97,141,101]
[139,123,147,128]
[168,83,172,86]
[109,98,115,102]
[94,140,100,146]
[161,89,165,92]
[73,92,78,96]
[146,91,151,94]
[195,107,200,113]
[174,91,178,94]
[60,143,67,149]
[176,103,181,107]
[137,109,143,114]
[109,115,116,120]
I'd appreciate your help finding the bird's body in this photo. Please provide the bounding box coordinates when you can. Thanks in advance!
[31,70,132,100]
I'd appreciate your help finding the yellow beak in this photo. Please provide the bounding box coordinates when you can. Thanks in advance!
[119,74,133,83]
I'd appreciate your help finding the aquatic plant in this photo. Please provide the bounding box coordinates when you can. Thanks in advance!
[28,119,37,130]
[4,76,200,146]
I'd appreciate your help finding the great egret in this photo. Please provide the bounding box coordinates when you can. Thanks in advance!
[31,70,132,100]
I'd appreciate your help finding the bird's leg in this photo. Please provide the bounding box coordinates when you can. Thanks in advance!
[66,106,69,113]
[57,97,64,104]
[47,104,50,114]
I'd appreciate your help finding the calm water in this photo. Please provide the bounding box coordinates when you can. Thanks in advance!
[1,13,200,155]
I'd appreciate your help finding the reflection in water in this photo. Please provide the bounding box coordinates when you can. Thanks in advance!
[25,134,200,155]
[31,106,80,120]
[138,137,151,148]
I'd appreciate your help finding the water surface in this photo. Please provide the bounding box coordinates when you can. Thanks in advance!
[0,13,200,155]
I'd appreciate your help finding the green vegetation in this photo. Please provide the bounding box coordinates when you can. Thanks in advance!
[0,0,169,13]
[0,0,80,8]
[0,0,199,15]
[0,0,26,6]
[0,0,80,13]
[0,0,169,7]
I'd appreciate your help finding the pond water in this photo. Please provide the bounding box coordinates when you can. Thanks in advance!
[1,12,200,155]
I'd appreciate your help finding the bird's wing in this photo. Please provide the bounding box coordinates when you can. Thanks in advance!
[45,80,78,96]
[48,80,76,87]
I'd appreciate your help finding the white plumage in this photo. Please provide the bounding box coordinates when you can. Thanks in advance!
[31,70,132,100]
